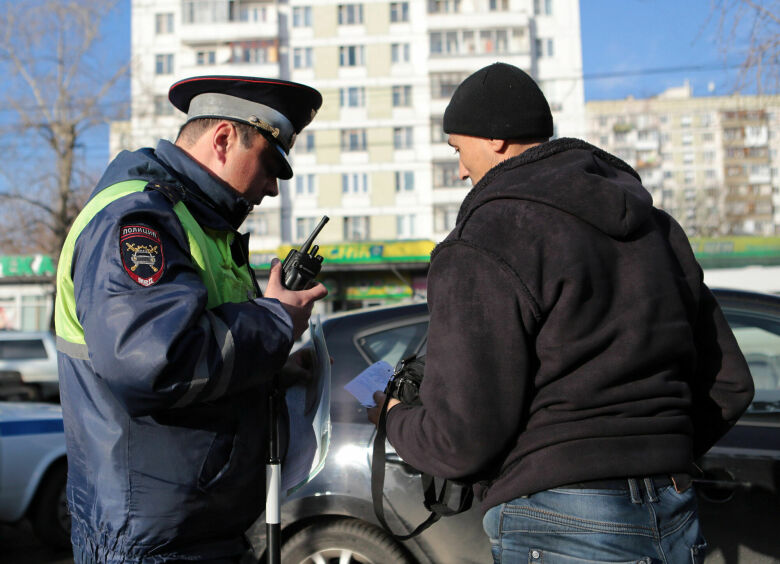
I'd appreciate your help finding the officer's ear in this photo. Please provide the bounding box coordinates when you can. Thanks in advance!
[211,121,236,164]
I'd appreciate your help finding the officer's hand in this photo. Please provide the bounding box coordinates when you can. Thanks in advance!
[280,348,315,389]
[265,259,327,340]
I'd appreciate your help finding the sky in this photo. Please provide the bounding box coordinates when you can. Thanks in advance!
[85,0,748,165]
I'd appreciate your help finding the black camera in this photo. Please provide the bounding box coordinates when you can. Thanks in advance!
[385,355,425,406]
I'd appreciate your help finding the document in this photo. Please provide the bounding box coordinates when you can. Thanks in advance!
[344,361,394,407]
[281,315,331,495]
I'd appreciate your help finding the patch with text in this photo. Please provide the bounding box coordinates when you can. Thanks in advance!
[120,224,165,286]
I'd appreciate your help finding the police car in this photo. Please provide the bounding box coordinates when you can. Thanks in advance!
[0,401,69,549]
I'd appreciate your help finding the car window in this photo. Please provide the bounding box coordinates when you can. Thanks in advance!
[723,309,780,413]
[0,339,47,360]
[356,322,428,369]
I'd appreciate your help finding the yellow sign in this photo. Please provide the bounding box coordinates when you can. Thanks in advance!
[251,240,435,268]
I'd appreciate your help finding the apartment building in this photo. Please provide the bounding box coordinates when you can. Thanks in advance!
[586,83,780,237]
[111,0,584,308]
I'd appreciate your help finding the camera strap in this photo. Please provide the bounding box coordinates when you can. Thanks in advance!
[371,395,473,540]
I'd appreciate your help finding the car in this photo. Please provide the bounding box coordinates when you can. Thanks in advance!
[0,331,59,401]
[0,401,70,549]
[246,288,780,564]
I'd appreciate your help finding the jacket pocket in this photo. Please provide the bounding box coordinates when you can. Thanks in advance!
[198,431,237,491]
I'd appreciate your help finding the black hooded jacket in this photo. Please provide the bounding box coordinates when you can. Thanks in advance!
[385,138,754,513]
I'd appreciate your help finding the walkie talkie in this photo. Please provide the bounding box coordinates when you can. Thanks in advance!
[281,215,329,290]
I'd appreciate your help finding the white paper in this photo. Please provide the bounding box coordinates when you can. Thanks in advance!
[281,315,331,496]
[344,361,394,407]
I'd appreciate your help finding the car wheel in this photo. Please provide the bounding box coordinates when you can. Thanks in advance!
[31,460,71,549]
[281,518,413,564]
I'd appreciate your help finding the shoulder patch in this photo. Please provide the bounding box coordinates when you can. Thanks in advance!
[120,225,165,287]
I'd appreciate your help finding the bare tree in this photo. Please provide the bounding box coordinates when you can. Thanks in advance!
[711,0,780,94]
[0,0,129,256]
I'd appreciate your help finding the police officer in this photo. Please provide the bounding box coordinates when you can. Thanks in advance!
[55,76,327,563]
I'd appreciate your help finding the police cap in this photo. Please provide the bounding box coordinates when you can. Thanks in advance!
[169,75,323,180]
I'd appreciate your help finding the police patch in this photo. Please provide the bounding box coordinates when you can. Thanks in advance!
[120,225,165,286]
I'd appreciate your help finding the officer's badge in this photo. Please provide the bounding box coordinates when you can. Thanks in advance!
[120,225,165,286]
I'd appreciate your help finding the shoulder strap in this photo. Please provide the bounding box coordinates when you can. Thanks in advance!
[371,396,473,540]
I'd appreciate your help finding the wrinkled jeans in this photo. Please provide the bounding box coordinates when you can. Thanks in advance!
[482,477,707,564]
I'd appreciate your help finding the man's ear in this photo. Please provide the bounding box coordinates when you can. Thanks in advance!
[489,138,509,153]
[211,121,235,165]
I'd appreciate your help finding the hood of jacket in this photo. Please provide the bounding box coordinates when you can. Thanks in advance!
[457,138,653,240]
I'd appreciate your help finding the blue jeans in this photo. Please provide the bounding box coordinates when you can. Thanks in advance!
[482,478,707,564]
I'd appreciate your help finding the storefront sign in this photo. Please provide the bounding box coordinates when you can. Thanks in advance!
[690,237,780,268]
[250,240,435,269]
[0,255,56,278]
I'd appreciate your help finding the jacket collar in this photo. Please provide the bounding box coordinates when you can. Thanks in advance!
[155,140,253,230]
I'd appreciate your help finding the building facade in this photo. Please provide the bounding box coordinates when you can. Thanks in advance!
[586,83,780,237]
[111,0,585,308]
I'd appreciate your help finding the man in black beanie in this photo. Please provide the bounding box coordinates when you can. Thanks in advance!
[369,62,753,562]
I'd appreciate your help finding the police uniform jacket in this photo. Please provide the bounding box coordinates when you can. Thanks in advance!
[385,138,755,513]
[55,140,293,562]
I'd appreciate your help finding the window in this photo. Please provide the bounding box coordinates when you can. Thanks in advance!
[344,216,370,240]
[430,118,447,143]
[392,85,412,107]
[339,45,365,67]
[489,0,508,10]
[155,13,174,34]
[296,217,319,240]
[244,214,269,236]
[395,171,415,191]
[196,50,216,65]
[397,214,416,238]
[340,86,366,108]
[433,161,463,187]
[155,54,174,75]
[0,339,47,360]
[390,1,409,22]
[722,303,780,402]
[292,6,312,27]
[295,174,316,195]
[297,132,315,154]
[342,173,369,193]
[154,95,175,116]
[230,41,278,64]
[535,38,553,57]
[434,204,459,231]
[293,47,313,69]
[394,127,413,149]
[357,321,428,366]
[427,0,461,13]
[341,129,367,151]
[430,72,467,99]
[338,4,363,24]
[702,132,714,143]
[534,0,553,15]
[391,43,411,63]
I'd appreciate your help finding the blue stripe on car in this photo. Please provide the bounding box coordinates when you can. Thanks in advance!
[0,419,64,436]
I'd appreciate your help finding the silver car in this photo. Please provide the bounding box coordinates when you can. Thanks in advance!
[0,332,59,401]
[246,289,780,564]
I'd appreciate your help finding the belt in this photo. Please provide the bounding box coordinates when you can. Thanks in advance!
[559,474,683,491]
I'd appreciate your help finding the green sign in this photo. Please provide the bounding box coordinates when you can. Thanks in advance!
[0,255,56,278]
[250,240,435,269]
[689,237,780,268]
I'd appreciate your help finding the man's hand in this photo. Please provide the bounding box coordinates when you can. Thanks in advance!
[280,348,315,389]
[264,259,327,340]
[367,391,401,426]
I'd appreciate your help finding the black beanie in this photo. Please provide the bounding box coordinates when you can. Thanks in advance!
[443,62,553,140]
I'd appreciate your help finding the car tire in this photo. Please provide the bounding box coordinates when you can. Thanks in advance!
[30,460,71,550]
[281,518,413,564]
